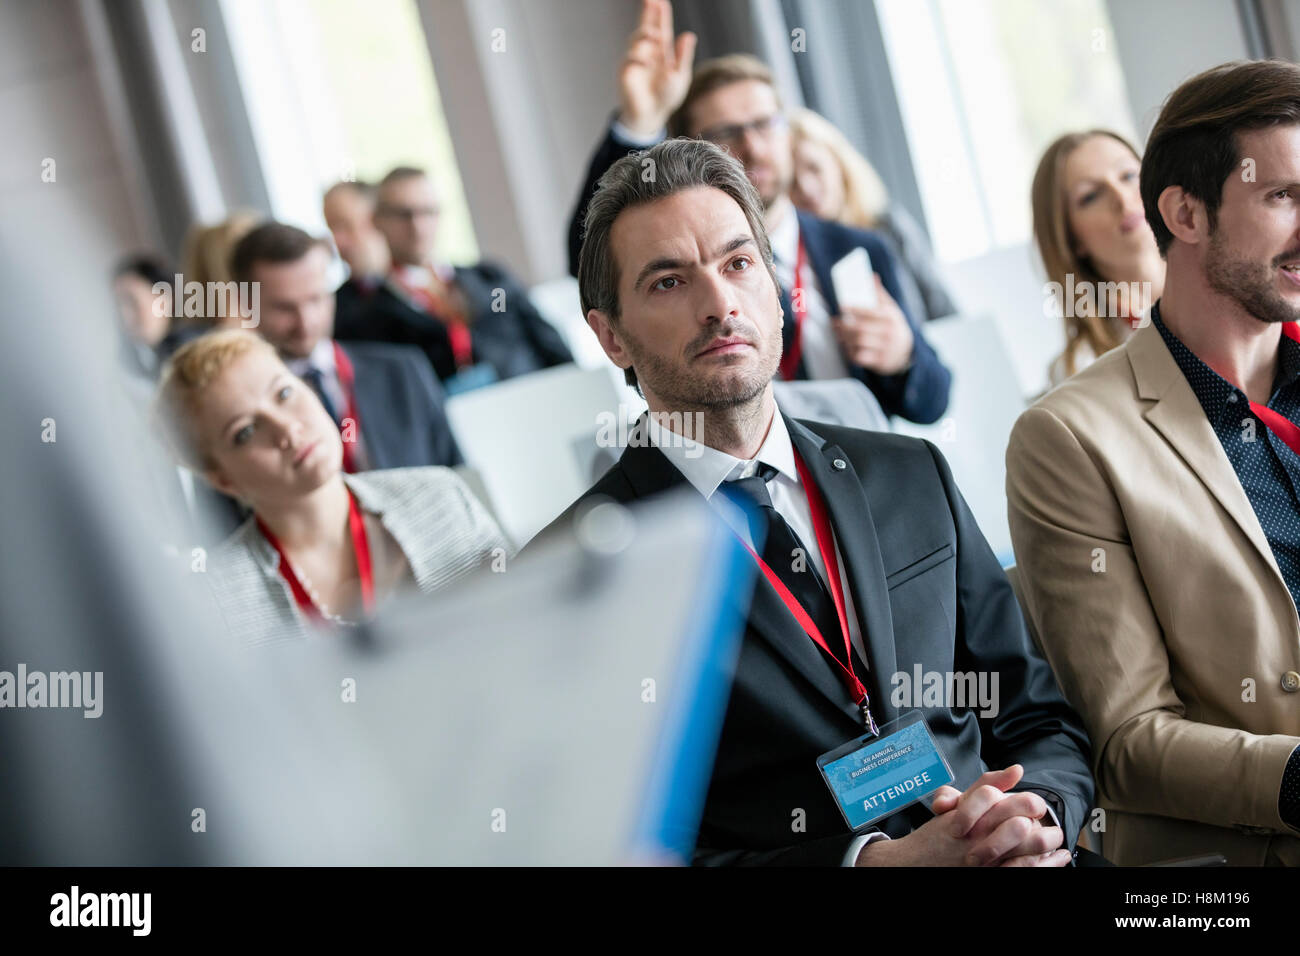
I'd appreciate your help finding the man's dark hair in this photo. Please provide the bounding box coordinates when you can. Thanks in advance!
[1141,58,1300,255]
[578,138,776,390]
[114,253,172,288]
[229,222,326,283]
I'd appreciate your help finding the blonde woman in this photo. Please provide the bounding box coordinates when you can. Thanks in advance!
[788,108,956,322]
[155,329,506,646]
[175,211,262,333]
[1031,130,1165,385]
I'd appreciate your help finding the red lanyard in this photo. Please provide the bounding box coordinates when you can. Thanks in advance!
[1211,323,1300,456]
[732,450,878,734]
[778,236,808,382]
[255,489,375,624]
[332,341,363,474]
[1251,324,1300,456]
[391,268,474,369]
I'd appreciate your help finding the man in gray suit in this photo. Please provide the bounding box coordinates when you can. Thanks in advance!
[231,222,463,473]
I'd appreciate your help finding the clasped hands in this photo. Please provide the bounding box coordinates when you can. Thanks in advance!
[857,764,1070,867]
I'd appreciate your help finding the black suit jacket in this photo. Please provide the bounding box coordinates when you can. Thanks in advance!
[565,124,951,423]
[334,262,572,385]
[538,414,1093,865]
[338,340,463,470]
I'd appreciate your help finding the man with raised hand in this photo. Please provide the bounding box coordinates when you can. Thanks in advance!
[565,0,949,424]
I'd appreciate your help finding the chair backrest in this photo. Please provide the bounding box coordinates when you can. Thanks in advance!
[529,275,646,406]
[774,378,890,433]
[528,276,602,368]
[445,363,628,546]
[892,314,1027,566]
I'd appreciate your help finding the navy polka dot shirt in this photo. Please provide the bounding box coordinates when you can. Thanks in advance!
[1153,303,1300,830]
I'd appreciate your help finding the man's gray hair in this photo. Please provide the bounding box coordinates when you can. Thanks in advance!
[577,138,777,388]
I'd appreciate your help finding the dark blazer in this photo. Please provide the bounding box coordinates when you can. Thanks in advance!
[334,262,573,385]
[785,210,950,423]
[338,340,463,470]
[334,275,381,339]
[538,413,1093,865]
[565,124,951,423]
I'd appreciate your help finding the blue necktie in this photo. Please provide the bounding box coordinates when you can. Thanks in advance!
[717,464,849,670]
[302,367,341,426]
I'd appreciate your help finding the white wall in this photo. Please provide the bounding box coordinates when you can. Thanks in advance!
[421,0,639,285]
[1106,0,1250,139]
[942,0,1257,399]
[0,0,151,292]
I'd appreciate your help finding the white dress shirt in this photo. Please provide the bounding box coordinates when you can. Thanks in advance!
[645,407,867,664]
[767,205,851,381]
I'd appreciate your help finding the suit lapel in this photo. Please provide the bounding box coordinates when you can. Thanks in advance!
[787,416,900,726]
[1128,324,1285,583]
[612,415,690,500]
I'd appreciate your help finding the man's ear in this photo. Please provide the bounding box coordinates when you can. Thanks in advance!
[1157,185,1206,246]
[587,309,633,373]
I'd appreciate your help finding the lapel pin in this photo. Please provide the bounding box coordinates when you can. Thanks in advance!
[832,458,847,470]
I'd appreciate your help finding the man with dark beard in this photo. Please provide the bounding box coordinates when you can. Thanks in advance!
[1007,59,1300,866]
[538,138,1093,866]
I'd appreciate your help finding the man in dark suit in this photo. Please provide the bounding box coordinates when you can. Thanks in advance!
[563,0,949,423]
[322,180,391,336]
[540,136,1092,865]
[337,167,572,394]
[230,222,462,471]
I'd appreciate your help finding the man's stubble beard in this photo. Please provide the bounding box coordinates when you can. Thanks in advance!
[620,320,781,413]
[1206,226,1300,326]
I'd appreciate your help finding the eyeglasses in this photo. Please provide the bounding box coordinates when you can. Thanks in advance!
[697,112,788,147]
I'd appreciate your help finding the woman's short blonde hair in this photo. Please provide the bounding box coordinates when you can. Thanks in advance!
[788,108,889,230]
[154,329,279,471]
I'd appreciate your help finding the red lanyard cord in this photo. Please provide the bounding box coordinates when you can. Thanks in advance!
[331,341,363,473]
[778,236,808,382]
[256,489,375,623]
[732,450,878,734]
[1209,323,1300,456]
[390,269,474,369]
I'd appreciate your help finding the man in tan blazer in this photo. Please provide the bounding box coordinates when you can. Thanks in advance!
[1007,60,1300,866]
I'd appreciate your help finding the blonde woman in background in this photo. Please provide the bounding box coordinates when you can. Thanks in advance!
[1031,130,1165,385]
[788,107,957,322]
[175,211,263,330]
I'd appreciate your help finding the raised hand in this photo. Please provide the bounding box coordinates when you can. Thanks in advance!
[617,0,697,137]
